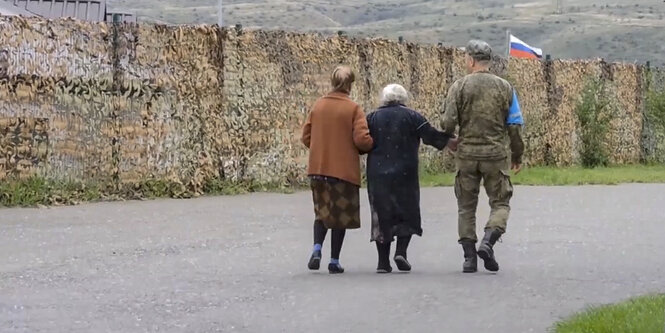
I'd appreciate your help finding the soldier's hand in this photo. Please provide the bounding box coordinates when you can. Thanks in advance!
[447,137,460,152]
[511,162,522,175]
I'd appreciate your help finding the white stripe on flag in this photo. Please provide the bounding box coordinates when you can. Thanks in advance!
[510,34,543,57]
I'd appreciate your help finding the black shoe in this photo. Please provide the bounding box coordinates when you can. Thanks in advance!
[376,264,393,274]
[394,255,412,272]
[328,263,345,274]
[461,242,478,273]
[376,242,392,274]
[477,229,502,272]
[308,251,321,270]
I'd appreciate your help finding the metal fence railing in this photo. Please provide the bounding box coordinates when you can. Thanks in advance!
[1,0,136,23]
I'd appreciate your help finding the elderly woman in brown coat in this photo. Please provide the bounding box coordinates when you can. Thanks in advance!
[301,66,374,274]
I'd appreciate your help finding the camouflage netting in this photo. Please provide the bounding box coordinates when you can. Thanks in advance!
[607,63,642,164]
[506,58,549,165]
[1,17,663,198]
[0,17,114,183]
[116,24,224,196]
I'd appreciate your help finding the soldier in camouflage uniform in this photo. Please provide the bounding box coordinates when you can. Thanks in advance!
[441,40,525,273]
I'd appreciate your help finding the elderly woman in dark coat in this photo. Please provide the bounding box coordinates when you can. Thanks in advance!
[366,84,456,273]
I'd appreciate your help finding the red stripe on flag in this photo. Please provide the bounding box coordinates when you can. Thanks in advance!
[510,49,538,59]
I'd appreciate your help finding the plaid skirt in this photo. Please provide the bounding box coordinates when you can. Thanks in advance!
[310,176,361,230]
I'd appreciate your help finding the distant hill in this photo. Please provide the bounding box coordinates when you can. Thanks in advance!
[108,0,665,66]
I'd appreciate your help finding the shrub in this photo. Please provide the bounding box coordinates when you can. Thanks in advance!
[645,88,665,129]
[643,84,665,163]
[576,78,615,168]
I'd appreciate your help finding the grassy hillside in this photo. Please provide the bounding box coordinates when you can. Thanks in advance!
[107,0,665,66]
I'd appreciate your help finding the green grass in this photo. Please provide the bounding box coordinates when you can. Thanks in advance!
[0,177,105,207]
[2,165,665,207]
[420,165,665,187]
[0,176,294,208]
[553,294,665,333]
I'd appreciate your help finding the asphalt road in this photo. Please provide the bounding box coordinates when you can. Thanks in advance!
[1,185,664,332]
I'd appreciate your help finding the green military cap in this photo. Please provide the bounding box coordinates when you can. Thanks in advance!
[466,40,492,61]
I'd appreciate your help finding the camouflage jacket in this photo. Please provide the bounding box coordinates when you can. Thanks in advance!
[441,71,525,163]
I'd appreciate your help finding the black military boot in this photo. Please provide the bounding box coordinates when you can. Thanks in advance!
[477,229,502,272]
[461,241,477,273]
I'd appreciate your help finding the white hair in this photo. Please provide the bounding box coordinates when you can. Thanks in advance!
[380,84,409,106]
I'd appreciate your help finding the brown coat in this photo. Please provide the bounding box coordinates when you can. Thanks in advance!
[301,92,373,186]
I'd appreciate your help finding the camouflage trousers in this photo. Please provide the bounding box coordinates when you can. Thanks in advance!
[454,158,513,243]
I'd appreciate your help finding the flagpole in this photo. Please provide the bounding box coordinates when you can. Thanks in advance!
[218,0,223,26]
[506,29,511,57]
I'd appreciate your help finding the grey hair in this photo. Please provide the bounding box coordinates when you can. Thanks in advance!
[380,84,409,106]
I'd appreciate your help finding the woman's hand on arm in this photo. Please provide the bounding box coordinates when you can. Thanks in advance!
[353,106,374,153]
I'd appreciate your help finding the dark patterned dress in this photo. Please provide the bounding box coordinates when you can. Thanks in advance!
[310,175,361,230]
[366,104,451,243]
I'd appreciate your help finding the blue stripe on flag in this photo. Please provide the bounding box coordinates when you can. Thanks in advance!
[510,43,541,57]
[507,90,524,126]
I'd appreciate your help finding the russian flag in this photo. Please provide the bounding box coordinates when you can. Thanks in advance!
[510,35,543,59]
